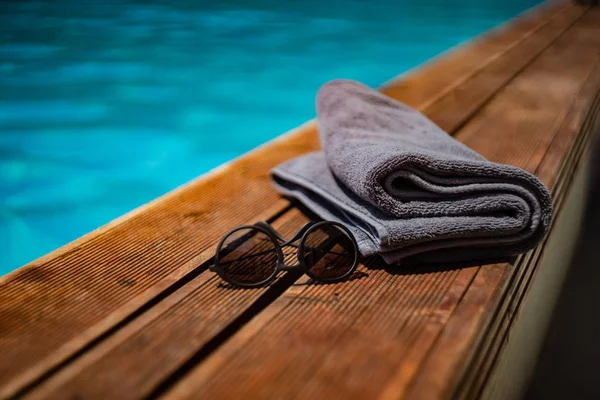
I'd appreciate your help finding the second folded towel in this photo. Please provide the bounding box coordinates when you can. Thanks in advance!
[271,80,552,265]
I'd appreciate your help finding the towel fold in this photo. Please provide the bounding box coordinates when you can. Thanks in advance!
[271,80,552,264]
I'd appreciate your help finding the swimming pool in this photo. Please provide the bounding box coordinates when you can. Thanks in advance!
[0,0,543,275]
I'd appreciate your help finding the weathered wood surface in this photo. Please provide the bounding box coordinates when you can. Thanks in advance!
[1,1,598,399]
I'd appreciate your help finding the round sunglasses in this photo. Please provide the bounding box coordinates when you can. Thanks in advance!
[210,221,359,288]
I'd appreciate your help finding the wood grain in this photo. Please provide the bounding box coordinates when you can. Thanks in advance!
[162,7,600,400]
[455,58,600,400]
[18,5,582,399]
[407,58,600,400]
[0,1,593,399]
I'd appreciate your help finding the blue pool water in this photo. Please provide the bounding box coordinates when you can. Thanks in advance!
[0,0,542,275]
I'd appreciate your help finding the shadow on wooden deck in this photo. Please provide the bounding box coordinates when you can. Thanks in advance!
[1,1,599,399]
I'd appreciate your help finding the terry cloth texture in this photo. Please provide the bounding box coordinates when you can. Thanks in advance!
[271,79,552,264]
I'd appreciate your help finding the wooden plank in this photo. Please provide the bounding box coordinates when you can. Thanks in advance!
[454,61,600,399]
[0,1,573,397]
[448,28,600,398]
[21,210,309,400]
[483,134,592,400]
[160,8,600,400]
[423,4,584,133]
[406,60,600,400]
[380,0,571,110]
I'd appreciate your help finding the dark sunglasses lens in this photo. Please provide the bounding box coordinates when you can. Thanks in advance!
[301,223,357,281]
[217,228,278,285]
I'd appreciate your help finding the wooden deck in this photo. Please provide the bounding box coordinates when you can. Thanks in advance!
[2,1,600,398]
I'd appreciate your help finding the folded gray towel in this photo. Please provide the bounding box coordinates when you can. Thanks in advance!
[271,80,552,264]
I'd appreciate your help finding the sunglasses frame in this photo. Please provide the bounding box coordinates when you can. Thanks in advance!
[211,220,359,288]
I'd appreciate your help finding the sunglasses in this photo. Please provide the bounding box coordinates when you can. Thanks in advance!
[210,220,360,287]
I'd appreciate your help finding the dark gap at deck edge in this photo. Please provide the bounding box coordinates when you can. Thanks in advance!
[136,24,595,398]
[453,71,600,400]
[3,3,577,398]
[468,82,600,400]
